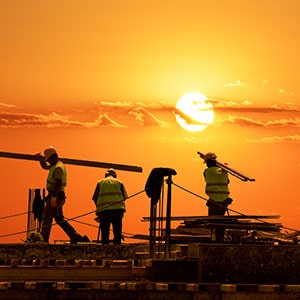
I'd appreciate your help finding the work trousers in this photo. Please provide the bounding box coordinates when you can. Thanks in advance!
[98,209,124,245]
[207,199,228,242]
[41,192,78,243]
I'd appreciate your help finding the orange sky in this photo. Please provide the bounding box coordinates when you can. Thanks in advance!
[0,0,300,243]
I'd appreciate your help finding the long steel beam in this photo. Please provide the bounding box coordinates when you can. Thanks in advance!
[0,151,143,173]
[197,151,255,182]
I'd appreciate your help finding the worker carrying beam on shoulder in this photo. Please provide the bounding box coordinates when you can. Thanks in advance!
[35,146,89,244]
[202,152,233,242]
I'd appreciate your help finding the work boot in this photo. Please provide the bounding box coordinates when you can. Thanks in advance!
[70,233,90,244]
[70,232,83,244]
[81,235,90,242]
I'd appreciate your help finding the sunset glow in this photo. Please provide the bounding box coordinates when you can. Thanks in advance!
[175,92,214,132]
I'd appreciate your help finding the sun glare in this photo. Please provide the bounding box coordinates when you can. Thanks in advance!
[175,92,214,132]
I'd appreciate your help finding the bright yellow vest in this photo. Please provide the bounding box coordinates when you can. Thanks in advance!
[204,166,229,202]
[46,161,66,192]
[96,177,126,212]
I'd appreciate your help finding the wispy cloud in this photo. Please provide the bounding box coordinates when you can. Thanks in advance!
[0,99,299,133]
[224,80,247,88]
[96,100,174,112]
[94,114,127,128]
[128,107,169,127]
[0,102,17,108]
[0,104,170,128]
[222,115,300,127]
[278,88,295,97]
[215,106,299,114]
[213,99,300,113]
[0,112,126,128]
[247,135,300,144]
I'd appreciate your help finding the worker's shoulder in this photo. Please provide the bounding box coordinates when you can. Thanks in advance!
[98,177,120,183]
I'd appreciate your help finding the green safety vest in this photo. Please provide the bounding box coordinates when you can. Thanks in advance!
[96,177,126,212]
[204,166,229,202]
[46,161,66,192]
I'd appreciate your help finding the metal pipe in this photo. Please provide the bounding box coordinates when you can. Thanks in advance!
[165,174,173,259]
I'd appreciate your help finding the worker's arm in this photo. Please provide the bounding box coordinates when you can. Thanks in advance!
[52,167,63,196]
[92,184,99,205]
[121,183,128,199]
[34,152,51,170]
[221,169,230,184]
[40,160,51,170]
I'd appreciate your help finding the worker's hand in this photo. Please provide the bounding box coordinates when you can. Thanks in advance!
[34,152,44,161]
[50,197,57,208]
[227,198,233,205]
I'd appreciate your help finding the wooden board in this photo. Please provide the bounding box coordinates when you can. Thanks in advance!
[0,266,148,281]
[184,222,282,232]
[142,215,281,222]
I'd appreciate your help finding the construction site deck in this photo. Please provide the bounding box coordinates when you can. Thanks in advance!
[0,239,299,300]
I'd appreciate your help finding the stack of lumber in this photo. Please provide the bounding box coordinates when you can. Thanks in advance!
[182,215,282,232]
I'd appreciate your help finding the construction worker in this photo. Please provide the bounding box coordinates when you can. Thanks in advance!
[203,152,232,242]
[92,169,128,245]
[37,146,89,244]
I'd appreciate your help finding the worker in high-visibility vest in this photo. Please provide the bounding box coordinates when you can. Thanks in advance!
[92,169,128,245]
[203,152,233,242]
[37,146,89,244]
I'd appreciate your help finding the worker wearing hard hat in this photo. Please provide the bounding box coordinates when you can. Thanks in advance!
[203,152,232,242]
[37,146,89,244]
[92,168,128,245]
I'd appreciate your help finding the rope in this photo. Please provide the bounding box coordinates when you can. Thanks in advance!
[64,188,145,223]
[0,181,298,240]
[0,211,29,220]
[0,189,145,240]
[71,219,98,228]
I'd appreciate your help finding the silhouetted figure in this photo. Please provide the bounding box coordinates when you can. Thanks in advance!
[92,169,127,245]
[203,152,232,242]
[36,146,89,244]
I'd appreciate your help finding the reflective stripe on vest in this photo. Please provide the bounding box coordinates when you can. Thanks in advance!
[204,166,229,202]
[96,178,126,212]
[46,161,66,192]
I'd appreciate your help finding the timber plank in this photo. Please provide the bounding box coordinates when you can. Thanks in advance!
[142,215,281,221]
[186,223,281,231]
[0,266,149,282]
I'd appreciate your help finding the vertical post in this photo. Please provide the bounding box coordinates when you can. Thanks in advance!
[149,198,157,258]
[27,189,35,238]
[146,167,176,259]
[165,174,173,259]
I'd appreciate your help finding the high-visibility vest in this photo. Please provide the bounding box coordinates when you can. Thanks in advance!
[46,161,66,192]
[204,166,229,202]
[96,177,126,212]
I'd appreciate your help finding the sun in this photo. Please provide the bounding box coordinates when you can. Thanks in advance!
[175,92,214,132]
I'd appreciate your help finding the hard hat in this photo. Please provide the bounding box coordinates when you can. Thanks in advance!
[44,146,57,161]
[203,152,217,162]
[105,168,117,178]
